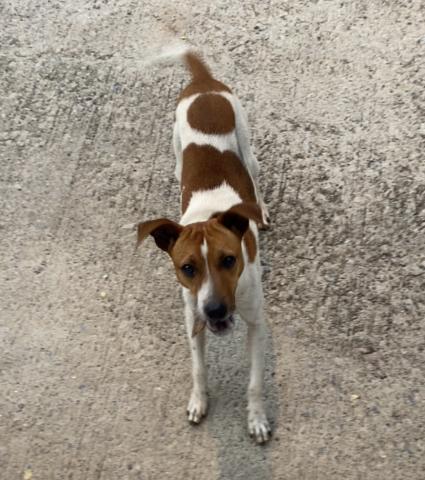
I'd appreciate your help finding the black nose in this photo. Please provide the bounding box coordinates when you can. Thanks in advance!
[204,302,227,320]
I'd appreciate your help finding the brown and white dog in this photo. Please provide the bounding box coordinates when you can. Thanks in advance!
[137,47,271,443]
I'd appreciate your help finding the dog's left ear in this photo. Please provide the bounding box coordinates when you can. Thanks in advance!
[137,219,183,253]
[217,202,263,238]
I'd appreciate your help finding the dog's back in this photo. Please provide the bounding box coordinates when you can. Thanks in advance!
[173,51,265,227]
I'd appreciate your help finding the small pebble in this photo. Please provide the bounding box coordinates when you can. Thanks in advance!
[359,346,375,354]
[351,394,360,401]
[100,291,107,298]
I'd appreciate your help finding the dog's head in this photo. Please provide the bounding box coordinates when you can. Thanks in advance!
[137,202,261,336]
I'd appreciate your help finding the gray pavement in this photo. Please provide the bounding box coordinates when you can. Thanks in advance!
[1,1,424,479]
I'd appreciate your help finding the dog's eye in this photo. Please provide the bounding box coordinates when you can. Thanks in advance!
[181,264,195,278]
[221,255,236,269]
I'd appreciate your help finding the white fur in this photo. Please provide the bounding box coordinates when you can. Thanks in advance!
[183,289,207,424]
[180,182,242,225]
[197,240,213,317]
[156,41,191,62]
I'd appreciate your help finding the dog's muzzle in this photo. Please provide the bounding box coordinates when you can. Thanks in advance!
[203,300,234,335]
[207,314,235,336]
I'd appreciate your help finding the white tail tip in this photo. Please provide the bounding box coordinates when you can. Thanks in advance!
[156,41,192,63]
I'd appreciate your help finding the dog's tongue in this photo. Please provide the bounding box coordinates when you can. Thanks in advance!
[192,317,206,337]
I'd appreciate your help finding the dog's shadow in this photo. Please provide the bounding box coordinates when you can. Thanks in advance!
[206,318,278,479]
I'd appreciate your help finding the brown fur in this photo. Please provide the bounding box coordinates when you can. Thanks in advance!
[187,93,235,134]
[178,78,231,102]
[137,203,260,312]
[170,223,207,295]
[203,219,245,310]
[181,144,257,213]
[178,52,231,102]
[184,52,212,81]
[217,203,262,262]
[170,219,245,309]
[209,212,257,263]
[219,203,263,229]
[137,218,182,252]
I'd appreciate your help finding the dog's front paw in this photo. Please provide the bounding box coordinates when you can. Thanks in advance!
[187,390,208,424]
[248,410,271,444]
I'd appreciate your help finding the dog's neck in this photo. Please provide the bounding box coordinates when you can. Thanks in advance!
[180,182,241,226]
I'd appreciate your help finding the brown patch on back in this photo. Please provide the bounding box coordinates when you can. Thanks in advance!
[181,144,257,213]
[187,94,235,134]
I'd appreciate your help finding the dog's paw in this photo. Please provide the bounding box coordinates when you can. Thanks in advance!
[187,390,207,424]
[259,201,271,231]
[259,220,270,231]
[248,410,272,444]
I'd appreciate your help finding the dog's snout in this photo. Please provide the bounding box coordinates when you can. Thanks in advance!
[204,301,227,320]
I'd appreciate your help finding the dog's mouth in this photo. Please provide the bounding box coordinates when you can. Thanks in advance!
[207,315,235,336]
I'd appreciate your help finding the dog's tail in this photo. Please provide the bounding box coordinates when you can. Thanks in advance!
[156,42,213,82]
[184,51,212,82]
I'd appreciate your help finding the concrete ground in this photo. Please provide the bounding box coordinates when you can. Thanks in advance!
[1,1,424,479]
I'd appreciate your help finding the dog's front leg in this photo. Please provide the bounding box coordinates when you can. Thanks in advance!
[247,320,271,443]
[183,295,208,424]
[239,279,271,442]
[238,278,271,443]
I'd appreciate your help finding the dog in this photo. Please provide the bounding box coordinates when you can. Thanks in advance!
[137,47,271,443]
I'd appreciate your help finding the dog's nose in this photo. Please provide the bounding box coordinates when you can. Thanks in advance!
[204,301,227,320]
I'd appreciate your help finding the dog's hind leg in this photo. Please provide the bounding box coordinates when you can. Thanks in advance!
[173,122,183,183]
[233,96,270,229]
[183,291,208,424]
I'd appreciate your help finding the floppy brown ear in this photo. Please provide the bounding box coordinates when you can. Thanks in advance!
[137,219,183,253]
[217,202,263,238]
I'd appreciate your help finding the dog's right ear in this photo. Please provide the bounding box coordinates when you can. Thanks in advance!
[216,202,263,238]
[137,219,183,253]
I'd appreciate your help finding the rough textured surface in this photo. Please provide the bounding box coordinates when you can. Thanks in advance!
[1,1,424,479]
